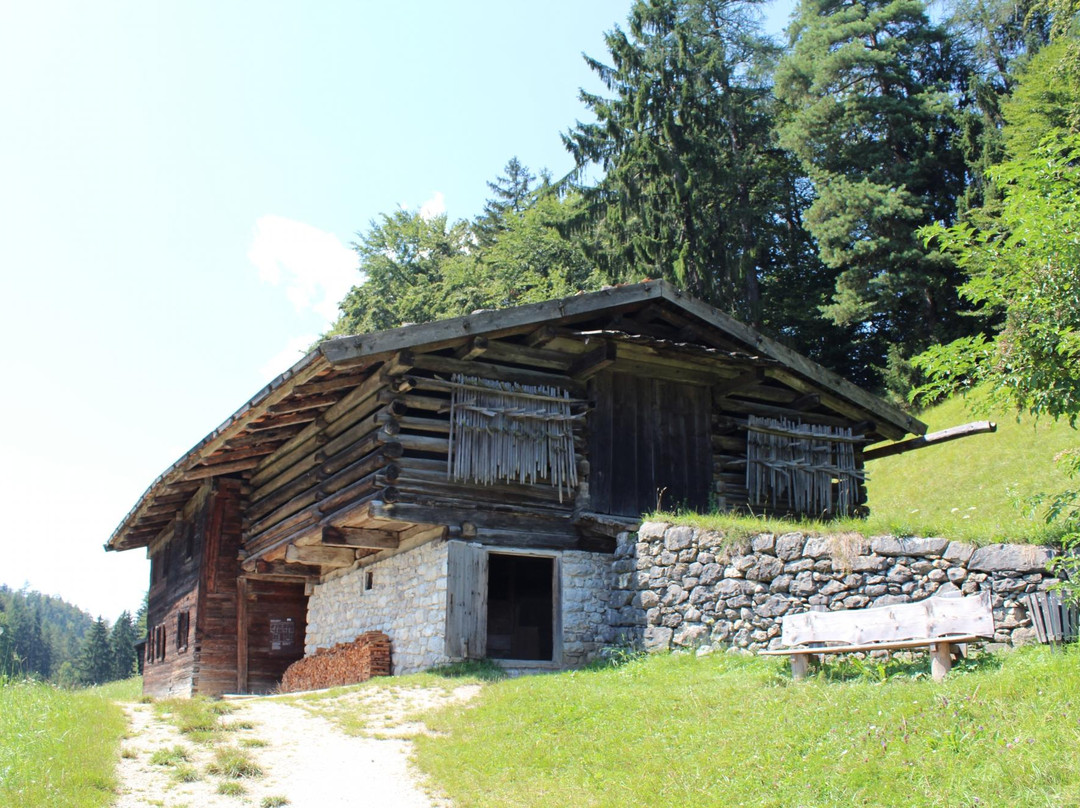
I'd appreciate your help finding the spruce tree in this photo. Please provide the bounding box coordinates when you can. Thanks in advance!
[76,618,113,686]
[109,611,138,681]
[564,0,782,321]
[775,0,973,387]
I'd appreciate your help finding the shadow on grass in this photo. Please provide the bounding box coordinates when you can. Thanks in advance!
[425,659,507,682]
[803,648,1007,683]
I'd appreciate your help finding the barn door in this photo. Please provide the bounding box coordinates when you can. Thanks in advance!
[444,541,488,659]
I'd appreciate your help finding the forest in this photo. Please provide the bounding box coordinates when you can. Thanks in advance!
[328,0,1078,413]
[0,585,141,687]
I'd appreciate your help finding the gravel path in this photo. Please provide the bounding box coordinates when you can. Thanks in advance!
[114,685,476,807]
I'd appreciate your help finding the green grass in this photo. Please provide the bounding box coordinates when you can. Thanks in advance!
[864,392,1078,543]
[415,648,1080,807]
[153,696,237,743]
[216,780,247,796]
[149,745,191,766]
[0,677,137,808]
[206,746,263,779]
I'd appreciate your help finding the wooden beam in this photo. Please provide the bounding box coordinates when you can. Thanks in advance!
[237,576,249,695]
[321,526,399,550]
[714,369,764,397]
[285,544,356,567]
[267,393,339,415]
[863,421,997,462]
[182,457,262,480]
[570,342,617,380]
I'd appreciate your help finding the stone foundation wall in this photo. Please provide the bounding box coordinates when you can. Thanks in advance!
[561,550,616,667]
[305,540,450,675]
[610,523,1058,653]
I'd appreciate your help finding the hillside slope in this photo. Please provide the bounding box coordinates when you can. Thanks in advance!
[865,393,1078,543]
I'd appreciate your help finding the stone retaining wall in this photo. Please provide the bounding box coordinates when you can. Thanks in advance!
[608,523,1058,653]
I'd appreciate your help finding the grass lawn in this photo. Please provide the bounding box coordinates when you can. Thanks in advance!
[415,649,1080,807]
[864,392,1078,543]
[0,677,139,808]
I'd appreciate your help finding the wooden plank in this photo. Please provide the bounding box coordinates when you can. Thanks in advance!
[760,635,986,656]
[780,592,994,647]
[401,350,585,395]
[236,576,249,695]
[458,336,577,370]
[863,421,998,461]
[182,458,262,481]
[445,541,488,659]
[321,526,399,550]
[285,544,356,567]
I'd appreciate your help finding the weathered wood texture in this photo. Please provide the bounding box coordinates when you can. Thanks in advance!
[279,631,391,693]
[242,578,308,694]
[143,484,213,698]
[445,540,488,659]
[589,371,712,517]
[192,478,245,696]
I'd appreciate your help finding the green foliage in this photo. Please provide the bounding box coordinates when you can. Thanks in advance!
[415,647,1080,807]
[564,0,786,318]
[0,679,127,807]
[425,658,507,681]
[260,797,290,808]
[206,746,263,779]
[776,0,975,390]
[109,611,138,681]
[75,618,113,686]
[327,163,603,338]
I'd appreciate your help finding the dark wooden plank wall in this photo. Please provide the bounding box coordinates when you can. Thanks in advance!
[590,371,712,517]
[243,579,308,694]
[143,484,211,697]
[193,478,244,696]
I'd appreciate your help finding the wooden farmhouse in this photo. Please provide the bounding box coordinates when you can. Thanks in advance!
[107,281,927,696]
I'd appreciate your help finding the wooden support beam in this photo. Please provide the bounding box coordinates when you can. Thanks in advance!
[570,342,617,380]
[321,526,399,550]
[293,373,369,396]
[267,393,339,415]
[863,421,997,462]
[183,457,262,480]
[285,543,357,567]
[714,369,764,397]
[237,576,249,695]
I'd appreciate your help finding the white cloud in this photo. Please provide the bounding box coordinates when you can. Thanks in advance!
[259,334,318,381]
[419,191,446,221]
[248,215,357,323]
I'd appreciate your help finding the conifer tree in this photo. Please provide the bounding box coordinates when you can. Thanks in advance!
[109,611,138,681]
[775,0,973,386]
[76,618,113,686]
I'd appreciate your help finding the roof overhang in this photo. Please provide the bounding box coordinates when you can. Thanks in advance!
[107,280,926,552]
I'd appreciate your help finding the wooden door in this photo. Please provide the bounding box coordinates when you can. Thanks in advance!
[590,371,712,517]
[444,541,488,659]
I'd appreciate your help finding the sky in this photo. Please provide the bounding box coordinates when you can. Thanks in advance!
[0,0,796,621]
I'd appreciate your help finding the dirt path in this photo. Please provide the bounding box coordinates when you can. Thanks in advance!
[114,685,478,808]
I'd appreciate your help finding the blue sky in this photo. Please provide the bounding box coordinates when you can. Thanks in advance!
[0,0,795,620]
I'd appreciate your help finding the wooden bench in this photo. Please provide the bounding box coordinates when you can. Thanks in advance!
[759,591,995,682]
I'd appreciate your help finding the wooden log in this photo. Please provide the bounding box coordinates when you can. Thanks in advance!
[379,413,450,434]
[569,342,617,379]
[285,544,356,568]
[397,349,585,395]
[461,337,575,370]
[293,372,370,396]
[268,393,339,415]
[377,390,449,413]
[321,526,399,550]
[862,421,997,461]
[245,410,320,430]
[182,457,262,481]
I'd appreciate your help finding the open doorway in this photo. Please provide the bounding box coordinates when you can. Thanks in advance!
[486,554,554,661]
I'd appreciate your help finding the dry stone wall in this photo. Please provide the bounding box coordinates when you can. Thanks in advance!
[609,522,1058,653]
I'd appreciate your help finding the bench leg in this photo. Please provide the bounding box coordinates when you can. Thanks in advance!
[930,642,953,682]
[790,653,810,680]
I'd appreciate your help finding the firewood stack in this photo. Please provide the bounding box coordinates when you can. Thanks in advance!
[279,631,391,693]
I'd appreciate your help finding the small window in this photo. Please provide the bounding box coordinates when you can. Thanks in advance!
[153,624,166,663]
[182,522,195,561]
[176,611,190,652]
[365,570,374,591]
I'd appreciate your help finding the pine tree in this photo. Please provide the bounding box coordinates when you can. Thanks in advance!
[76,618,113,686]
[564,0,782,321]
[109,611,138,681]
[775,0,974,388]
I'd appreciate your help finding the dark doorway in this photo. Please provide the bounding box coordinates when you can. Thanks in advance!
[486,554,554,661]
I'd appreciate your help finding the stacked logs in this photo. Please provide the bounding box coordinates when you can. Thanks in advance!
[279,631,391,693]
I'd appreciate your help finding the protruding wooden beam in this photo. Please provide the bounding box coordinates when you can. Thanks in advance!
[714,369,764,398]
[322,526,399,550]
[455,336,489,361]
[570,342,617,380]
[285,544,356,567]
[863,421,997,461]
[182,458,262,480]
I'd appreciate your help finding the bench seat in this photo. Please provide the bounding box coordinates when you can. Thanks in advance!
[759,592,994,681]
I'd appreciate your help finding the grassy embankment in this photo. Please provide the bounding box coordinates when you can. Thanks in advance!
[655,391,1078,545]
[414,648,1080,807]
[0,677,140,808]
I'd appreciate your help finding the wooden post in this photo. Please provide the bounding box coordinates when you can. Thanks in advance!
[790,653,810,680]
[237,576,249,694]
[930,641,952,682]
